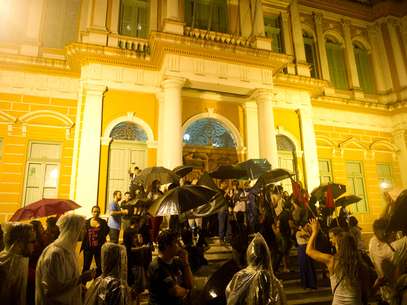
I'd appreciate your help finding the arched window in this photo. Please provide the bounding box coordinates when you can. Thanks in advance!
[110,121,148,142]
[42,0,81,48]
[326,37,348,90]
[353,43,375,94]
[119,0,150,38]
[303,32,319,78]
[183,118,236,148]
[276,135,297,192]
[184,0,228,33]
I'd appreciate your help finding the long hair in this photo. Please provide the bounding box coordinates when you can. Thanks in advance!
[334,232,364,286]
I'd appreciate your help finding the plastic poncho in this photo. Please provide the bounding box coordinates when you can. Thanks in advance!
[0,223,33,305]
[226,233,287,305]
[35,214,85,305]
[84,243,131,305]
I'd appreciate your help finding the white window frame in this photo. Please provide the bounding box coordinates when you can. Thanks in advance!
[319,159,333,184]
[346,161,369,213]
[22,141,61,207]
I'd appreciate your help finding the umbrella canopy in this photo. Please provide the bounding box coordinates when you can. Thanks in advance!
[173,165,195,178]
[236,159,271,180]
[252,168,293,192]
[125,198,153,208]
[335,195,361,207]
[209,165,247,180]
[186,192,228,218]
[149,185,218,216]
[311,183,346,201]
[135,166,180,187]
[10,199,81,221]
[197,172,219,190]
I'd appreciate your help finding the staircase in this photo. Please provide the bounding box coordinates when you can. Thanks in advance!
[139,237,336,305]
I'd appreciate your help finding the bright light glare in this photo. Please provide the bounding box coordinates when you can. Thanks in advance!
[50,168,58,179]
[209,289,218,298]
[0,0,12,19]
[183,133,190,141]
[380,181,390,190]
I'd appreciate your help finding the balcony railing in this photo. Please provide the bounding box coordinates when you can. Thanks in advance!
[108,34,150,58]
[184,27,251,48]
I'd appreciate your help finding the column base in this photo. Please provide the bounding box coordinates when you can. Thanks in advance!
[352,88,365,100]
[296,62,311,77]
[81,30,108,46]
[252,36,272,51]
[20,44,40,57]
[163,19,184,35]
[286,63,296,75]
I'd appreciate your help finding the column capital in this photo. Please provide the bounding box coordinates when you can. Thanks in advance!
[313,12,323,25]
[387,16,401,27]
[251,88,274,102]
[161,77,186,89]
[243,101,258,111]
[297,107,313,119]
[341,18,352,28]
[82,82,107,97]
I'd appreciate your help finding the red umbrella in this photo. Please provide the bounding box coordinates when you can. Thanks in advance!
[9,199,81,221]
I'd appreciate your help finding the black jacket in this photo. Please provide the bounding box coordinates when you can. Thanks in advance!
[81,217,109,251]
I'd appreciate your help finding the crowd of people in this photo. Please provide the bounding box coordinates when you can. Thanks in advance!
[0,167,407,305]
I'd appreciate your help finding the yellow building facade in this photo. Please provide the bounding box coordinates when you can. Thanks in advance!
[0,0,407,231]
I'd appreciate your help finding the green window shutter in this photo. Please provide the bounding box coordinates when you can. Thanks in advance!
[185,0,194,27]
[346,161,368,213]
[354,46,376,94]
[264,16,284,53]
[304,37,319,78]
[319,160,333,183]
[326,42,349,90]
[187,0,227,32]
[211,0,228,33]
[119,0,150,38]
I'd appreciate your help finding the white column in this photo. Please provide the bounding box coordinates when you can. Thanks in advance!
[342,19,360,89]
[401,16,407,58]
[281,12,295,74]
[387,18,407,88]
[244,101,260,159]
[74,83,106,213]
[313,13,330,81]
[158,77,185,169]
[367,25,386,93]
[393,129,407,188]
[290,0,310,76]
[375,22,393,91]
[298,107,320,193]
[254,89,279,168]
[21,0,44,56]
[79,0,109,45]
[89,0,109,30]
[156,91,165,165]
[109,0,120,33]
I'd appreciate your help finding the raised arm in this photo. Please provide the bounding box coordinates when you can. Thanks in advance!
[306,219,334,273]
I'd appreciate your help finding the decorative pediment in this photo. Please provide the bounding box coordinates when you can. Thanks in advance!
[0,111,17,123]
[369,140,399,152]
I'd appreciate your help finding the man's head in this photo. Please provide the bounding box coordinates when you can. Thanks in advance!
[91,206,101,219]
[3,223,35,257]
[123,192,131,202]
[113,190,122,202]
[373,218,390,242]
[157,230,179,258]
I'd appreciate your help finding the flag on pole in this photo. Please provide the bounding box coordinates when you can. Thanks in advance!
[325,184,335,208]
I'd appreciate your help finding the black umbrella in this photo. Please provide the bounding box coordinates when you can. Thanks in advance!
[335,195,361,207]
[186,192,227,218]
[388,189,407,233]
[252,168,293,192]
[135,166,180,187]
[173,165,195,178]
[209,165,247,179]
[311,183,346,201]
[149,185,218,216]
[236,159,271,180]
[197,172,219,190]
[126,198,153,208]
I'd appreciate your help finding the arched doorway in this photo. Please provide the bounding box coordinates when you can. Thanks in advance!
[182,118,239,176]
[107,121,148,203]
[277,134,298,192]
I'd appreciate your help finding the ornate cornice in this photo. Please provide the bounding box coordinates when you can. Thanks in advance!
[274,73,328,96]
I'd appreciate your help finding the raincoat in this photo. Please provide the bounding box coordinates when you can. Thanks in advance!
[84,243,131,305]
[35,214,85,305]
[0,223,33,305]
[226,233,287,305]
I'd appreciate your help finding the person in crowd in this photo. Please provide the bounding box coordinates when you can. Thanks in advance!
[226,233,287,305]
[278,201,293,273]
[84,242,131,305]
[369,217,407,305]
[121,192,134,231]
[44,216,60,245]
[271,185,284,218]
[296,223,317,290]
[28,220,47,305]
[0,224,4,251]
[306,218,370,305]
[229,211,249,267]
[108,190,128,243]
[0,222,35,305]
[36,214,94,305]
[218,179,232,243]
[181,228,207,272]
[348,216,365,251]
[81,206,110,277]
[148,230,193,305]
[123,216,151,300]
[147,180,163,243]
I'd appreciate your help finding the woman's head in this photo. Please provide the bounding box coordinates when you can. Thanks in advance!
[329,227,344,248]
[101,242,127,279]
[3,222,35,256]
[334,232,361,285]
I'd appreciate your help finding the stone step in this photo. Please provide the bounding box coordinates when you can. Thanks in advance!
[287,295,332,305]
[282,275,330,289]
[285,286,332,301]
